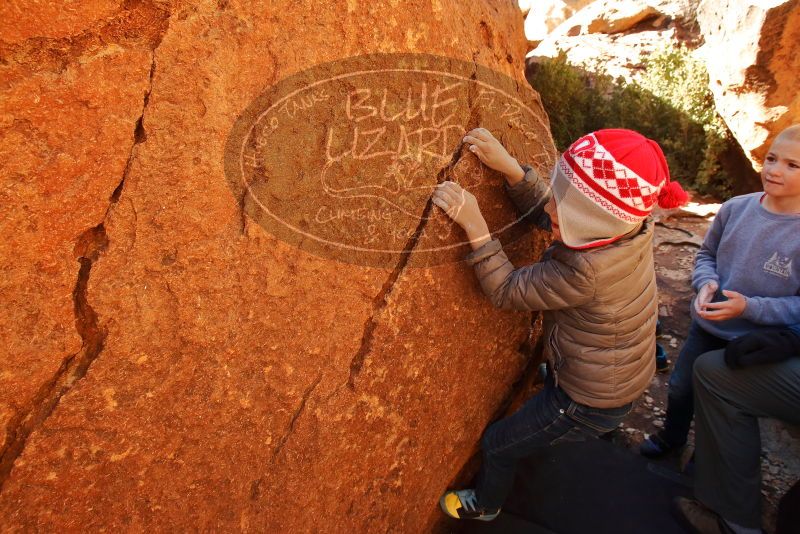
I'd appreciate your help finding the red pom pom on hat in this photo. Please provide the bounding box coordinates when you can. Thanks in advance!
[657,180,690,209]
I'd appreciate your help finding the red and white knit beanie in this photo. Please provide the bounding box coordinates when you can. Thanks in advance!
[551,129,689,249]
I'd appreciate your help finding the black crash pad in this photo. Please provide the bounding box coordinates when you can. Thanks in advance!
[460,439,692,534]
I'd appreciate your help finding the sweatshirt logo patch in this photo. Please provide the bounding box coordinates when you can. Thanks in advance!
[763,252,792,279]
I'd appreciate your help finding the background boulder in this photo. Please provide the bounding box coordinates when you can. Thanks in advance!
[522,0,594,45]
[696,0,800,166]
[528,0,697,81]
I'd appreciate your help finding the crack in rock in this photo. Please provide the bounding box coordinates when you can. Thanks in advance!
[238,48,279,237]
[271,373,323,462]
[489,315,543,423]
[239,187,249,235]
[0,227,108,491]
[0,35,164,493]
[443,314,544,494]
[346,144,465,391]
[655,221,695,237]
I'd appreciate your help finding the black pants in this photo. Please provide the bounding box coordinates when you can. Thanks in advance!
[475,374,631,510]
[693,350,800,528]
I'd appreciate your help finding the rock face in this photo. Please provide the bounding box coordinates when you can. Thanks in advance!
[760,419,800,486]
[696,0,800,166]
[0,0,555,531]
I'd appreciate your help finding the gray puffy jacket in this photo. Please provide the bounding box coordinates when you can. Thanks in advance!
[465,165,657,408]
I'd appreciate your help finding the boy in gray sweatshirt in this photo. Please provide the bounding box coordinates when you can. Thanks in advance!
[669,126,800,534]
[640,125,800,462]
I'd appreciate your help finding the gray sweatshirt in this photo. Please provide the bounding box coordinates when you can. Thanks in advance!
[691,192,800,339]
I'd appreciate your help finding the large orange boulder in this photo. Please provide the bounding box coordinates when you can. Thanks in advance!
[0,0,555,531]
[697,0,800,165]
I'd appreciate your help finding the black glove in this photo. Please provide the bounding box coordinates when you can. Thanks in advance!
[724,328,800,369]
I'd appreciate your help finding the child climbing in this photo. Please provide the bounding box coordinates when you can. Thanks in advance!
[639,124,800,461]
[432,127,688,521]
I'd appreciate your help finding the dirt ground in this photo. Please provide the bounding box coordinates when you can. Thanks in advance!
[606,202,797,532]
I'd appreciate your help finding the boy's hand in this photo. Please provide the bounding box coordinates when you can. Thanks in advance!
[432,181,491,248]
[694,281,718,314]
[697,290,747,321]
[462,128,525,183]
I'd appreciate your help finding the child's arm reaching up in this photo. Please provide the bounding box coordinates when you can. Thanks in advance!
[431,127,594,311]
[462,128,551,229]
[432,181,492,250]
[461,127,526,186]
[432,182,594,311]
[431,127,551,250]
[465,244,596,311]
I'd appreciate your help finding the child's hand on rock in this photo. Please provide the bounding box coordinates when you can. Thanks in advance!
[432,181,491,249]
[432,181,481,230]
[462,128,525,183]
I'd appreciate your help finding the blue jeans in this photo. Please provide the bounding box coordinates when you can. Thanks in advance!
[475,374,632,509]
[660,321,727,447]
